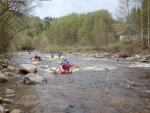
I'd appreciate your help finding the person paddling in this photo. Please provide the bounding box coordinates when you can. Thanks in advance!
[58,58,73,74]
[58,52,62,58]
[34,55,42,61]
[34,55,38,59]
[51,53,54,58]
[65,59,73,73]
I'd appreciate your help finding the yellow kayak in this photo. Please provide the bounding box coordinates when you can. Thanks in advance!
[32,58,42,61]
[46,55,64,60]
[33,58,39,61]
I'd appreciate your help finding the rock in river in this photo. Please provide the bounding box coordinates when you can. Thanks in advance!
[19,64,36,73]
[23,73,47,85]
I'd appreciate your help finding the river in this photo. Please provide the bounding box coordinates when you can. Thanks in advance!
[0,52,150,113]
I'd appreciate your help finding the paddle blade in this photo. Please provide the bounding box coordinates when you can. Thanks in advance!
[74,66,79,68]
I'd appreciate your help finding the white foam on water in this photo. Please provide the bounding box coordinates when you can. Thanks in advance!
[129,62,150,68]
[82,58,97,61]
[49,67,79,72]
[146,90,150,93]
[82,65,116,71]
[31,61,39,64]
[44,72,55,78]
[107,66,116,70]
[72,68,79,72]
[51,67,57,70]
[38,65,49,68]
[45,68,51,72]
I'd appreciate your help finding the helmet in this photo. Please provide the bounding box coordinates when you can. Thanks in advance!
[66,59,69,63]
[63,58,67,61]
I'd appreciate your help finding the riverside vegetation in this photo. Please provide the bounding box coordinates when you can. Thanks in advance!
[0,0,150,55]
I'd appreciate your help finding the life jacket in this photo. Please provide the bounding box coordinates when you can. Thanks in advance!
[62,62,73,71]
[58,65,66,74]
[61,61,67,70]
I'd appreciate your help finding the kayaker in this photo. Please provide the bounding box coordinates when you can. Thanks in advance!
[51,53,54,58]
[58,59,73,74]
[34,55,42,61]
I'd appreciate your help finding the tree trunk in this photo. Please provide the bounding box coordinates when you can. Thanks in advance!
[141,0,144,49]
[148,0,150,48]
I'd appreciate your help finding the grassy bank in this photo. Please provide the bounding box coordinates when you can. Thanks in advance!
[21,40,150,56]
[60,41,150,55]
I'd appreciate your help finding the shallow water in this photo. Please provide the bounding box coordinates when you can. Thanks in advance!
[0,52,150,113]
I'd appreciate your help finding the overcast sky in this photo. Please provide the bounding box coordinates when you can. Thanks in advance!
[33,0,119,19]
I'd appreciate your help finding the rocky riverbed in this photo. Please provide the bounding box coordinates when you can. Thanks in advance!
[0,52,150,113]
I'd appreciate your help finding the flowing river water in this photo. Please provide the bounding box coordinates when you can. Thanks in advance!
[0,52,150,113]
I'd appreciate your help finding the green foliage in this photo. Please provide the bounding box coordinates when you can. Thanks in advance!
[22,36,33,49]
[10,35,24,51]
[33,35,43,49]
[43,45,62,53]
[48,10,115,48]
[39,37,49,51]
[103,41,129,49]
[8,9,117,52]
[142,0,148,34]
[1,0,149,53]
[0,0,39,53]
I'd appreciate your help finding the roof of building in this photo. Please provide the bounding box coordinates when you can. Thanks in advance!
[120,25,141,36]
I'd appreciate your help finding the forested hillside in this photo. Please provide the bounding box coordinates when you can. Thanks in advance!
[0,0,149,54]
[29,10,117,52]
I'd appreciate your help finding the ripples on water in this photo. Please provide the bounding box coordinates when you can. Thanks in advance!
[0,52,150,113]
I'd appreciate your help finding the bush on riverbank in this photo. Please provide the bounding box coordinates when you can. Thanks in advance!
[57,41,150,55]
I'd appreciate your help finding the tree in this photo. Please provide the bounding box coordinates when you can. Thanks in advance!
[77,12,96,46]
[148,0,150,48]
[116,0,134,23]
[0,0,39,54]
[92,10,113,46]
[46,10,115,48]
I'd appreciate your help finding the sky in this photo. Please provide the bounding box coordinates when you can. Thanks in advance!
[33,0,119,19]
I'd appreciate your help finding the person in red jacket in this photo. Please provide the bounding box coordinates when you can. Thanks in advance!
[58,59,73,74]
[34,55,38,59]
[34,55,42,61]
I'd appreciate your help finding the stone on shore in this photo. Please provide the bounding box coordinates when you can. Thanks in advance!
[0,73,8,83]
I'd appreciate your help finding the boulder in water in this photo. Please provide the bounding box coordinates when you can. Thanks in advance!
[19,64,36,73]
[23,73,47,85]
